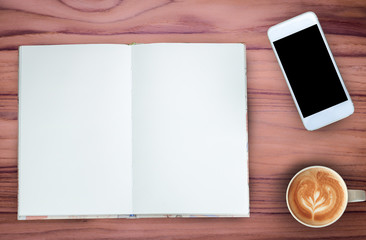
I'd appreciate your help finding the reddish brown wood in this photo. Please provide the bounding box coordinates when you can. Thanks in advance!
[0,0,365,239]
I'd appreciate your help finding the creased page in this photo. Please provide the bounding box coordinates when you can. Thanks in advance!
[132,43,248,216]
[18,44,133,218]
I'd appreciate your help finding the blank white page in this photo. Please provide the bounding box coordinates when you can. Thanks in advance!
[18,44,133,217]
[132,43,248,215]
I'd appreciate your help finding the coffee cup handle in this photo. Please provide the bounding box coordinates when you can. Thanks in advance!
[348,190,366,203]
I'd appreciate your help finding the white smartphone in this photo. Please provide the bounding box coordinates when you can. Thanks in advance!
[268,12,354,131]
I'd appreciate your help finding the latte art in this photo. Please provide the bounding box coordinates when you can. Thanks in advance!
[288,167,347,226]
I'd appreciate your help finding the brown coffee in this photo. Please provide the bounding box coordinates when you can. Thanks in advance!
[287,167,347,226]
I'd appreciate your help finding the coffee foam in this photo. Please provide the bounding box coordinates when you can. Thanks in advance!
[288,167,347,226]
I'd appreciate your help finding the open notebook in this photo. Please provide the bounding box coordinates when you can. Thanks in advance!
[18,43,249,220]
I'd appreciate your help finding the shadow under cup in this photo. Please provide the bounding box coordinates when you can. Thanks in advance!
[286,166,365,228]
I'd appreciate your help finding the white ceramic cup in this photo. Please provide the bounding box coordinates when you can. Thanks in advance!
[286,166,366,228]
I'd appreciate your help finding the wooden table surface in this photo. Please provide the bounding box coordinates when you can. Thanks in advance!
[0,0,365,239]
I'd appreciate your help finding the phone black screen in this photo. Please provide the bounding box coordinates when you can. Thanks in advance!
[273,24,348,118]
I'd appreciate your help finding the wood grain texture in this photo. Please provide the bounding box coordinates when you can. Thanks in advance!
[0,0,365,239]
